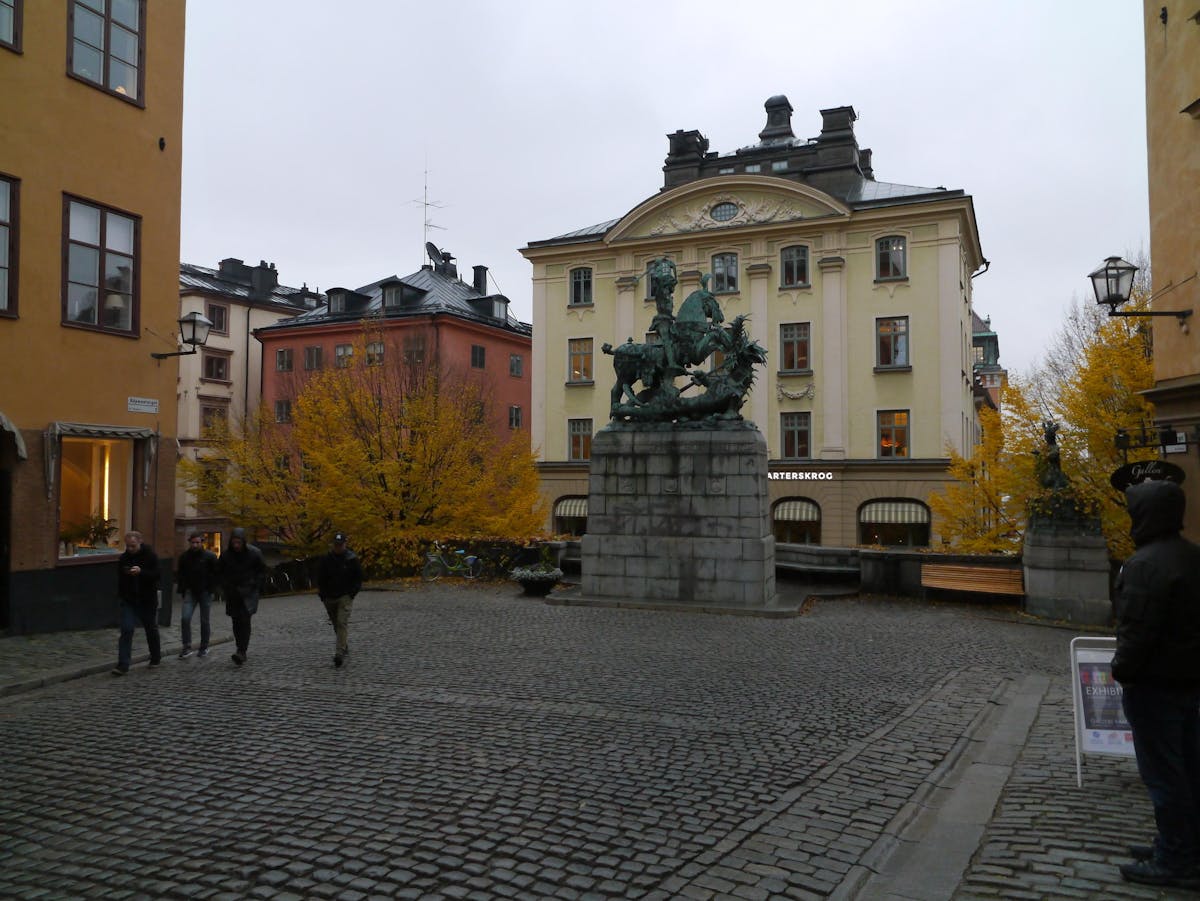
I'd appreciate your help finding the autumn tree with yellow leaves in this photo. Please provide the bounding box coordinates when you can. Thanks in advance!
[180,332,546,571]
[932,275,1156,559]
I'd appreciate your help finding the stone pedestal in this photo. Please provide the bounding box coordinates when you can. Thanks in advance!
[580,425,777,610]
[1023,527,1111,625]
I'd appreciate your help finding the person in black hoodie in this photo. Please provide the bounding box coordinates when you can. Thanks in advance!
[317,532,363,668]
[112,530,161,675]
[217,527,266,666]
[1112,479,1200,888]
[176,532,218,658]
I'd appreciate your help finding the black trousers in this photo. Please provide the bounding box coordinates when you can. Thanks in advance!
[226,596,253,655]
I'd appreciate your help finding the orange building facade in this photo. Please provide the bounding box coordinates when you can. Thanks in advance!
[0,2,186,633]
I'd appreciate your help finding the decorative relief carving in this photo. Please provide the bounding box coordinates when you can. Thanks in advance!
[644,193,810,237]
[777,383,816,401]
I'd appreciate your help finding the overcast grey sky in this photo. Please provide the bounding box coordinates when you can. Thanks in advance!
[181,0,1148,376]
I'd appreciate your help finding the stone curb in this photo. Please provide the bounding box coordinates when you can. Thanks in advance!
[0,634,235,700]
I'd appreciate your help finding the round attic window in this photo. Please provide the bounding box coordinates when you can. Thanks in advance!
[710,202,738,222]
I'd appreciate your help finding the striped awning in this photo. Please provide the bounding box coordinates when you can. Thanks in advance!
[554,497,588,518]
[859,500,930,524]
[774,499,820,522]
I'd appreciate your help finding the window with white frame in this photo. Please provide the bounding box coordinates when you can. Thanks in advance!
[711,253,738,293]
[568,419,593,461]
[366,341,384,366]
[569,267,592,306]
[876,317,909,368]
[780,245,809,288]
[781,412,811,460]
[509,405,522,429]
[876,236,907,280]
[334,344,352,368]
[568,338,593,383]
[64,197,137,333]
[780,323,810,372]
[510,354,523,377]
[276,348,293,372]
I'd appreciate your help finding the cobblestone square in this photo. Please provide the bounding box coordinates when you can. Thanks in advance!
[0,585,1171,899]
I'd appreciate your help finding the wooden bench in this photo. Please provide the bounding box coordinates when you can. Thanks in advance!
[920,563,1024,599]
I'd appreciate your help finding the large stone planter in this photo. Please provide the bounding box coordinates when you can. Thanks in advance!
[580,425,777,610]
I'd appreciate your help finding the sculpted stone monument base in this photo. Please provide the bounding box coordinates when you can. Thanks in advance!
[1022,527,1111,626]
[579,426,778,610]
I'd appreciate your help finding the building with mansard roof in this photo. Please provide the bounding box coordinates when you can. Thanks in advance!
[521,96,990,548]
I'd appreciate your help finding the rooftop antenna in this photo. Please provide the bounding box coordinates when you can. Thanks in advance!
[409,160,446,265]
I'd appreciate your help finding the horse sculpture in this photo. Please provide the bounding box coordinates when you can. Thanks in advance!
[601,259,765,424]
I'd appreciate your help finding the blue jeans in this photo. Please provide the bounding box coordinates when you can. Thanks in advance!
[117,601,161,671]
[1122,682,1200,870]
[180,590,212,650]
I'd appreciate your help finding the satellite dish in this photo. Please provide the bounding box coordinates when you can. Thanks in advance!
[425,242,443,264]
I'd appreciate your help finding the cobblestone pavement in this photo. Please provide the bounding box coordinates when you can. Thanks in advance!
[0,584,1183,899]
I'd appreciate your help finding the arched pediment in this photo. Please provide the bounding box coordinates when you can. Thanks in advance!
[605,176,850,243]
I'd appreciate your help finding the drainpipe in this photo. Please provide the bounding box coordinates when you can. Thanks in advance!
[245,303,252,416]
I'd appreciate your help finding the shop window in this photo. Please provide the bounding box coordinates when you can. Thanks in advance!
[772,498,821,545]
[858,499,930,547]
[554,496,588,536]
[58,436,132,557]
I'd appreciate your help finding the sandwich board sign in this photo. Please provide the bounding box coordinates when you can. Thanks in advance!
[1070,636,1135,786]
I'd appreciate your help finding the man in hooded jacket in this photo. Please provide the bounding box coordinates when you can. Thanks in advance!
[1112,479,1200,888]
[217,527,266,666]
[317,532,363,668]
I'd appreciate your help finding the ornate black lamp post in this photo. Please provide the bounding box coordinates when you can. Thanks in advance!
[1089,256,1192,322]
[151,311,213,359]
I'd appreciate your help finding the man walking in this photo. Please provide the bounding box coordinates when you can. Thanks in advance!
[176,533,218,658]
[317,532,362,668]
[217,527,266,666]
[112,530,161,675]
[1112,479,1200,888]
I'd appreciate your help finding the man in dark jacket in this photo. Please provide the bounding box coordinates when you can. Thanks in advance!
[317,532,363,668]
[113,530,161,675]
[1112,479,1200,888]
[177,533,218,658]
[217,527,266,666]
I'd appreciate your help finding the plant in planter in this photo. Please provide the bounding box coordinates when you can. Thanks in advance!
[509,563,564,596]
[83,513,119,549]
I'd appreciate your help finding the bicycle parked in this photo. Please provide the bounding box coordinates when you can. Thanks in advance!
[422,541,483,581]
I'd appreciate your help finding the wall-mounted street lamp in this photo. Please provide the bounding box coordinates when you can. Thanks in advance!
[1115,422,1200,461]
[150,311,213,359]
[1089,256,1193,324]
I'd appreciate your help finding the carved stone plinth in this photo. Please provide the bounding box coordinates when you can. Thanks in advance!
[579,425,778,610]
[1023,527,1111,626]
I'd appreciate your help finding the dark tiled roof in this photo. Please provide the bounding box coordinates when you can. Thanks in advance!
[529,218,622,247]
[257,266,532,337]
[179,263,315,311]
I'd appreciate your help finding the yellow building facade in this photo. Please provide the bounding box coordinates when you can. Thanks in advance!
[1142,1,1200,539]
[0,1,186,632]
[522,100,985,548]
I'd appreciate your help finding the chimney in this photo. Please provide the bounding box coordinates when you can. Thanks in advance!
[859,147,874,179]
[818,106,858,142]
[472,265,488,295]
[758,95,795,142]
[250,260,278,298]
[218,257,252,284]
